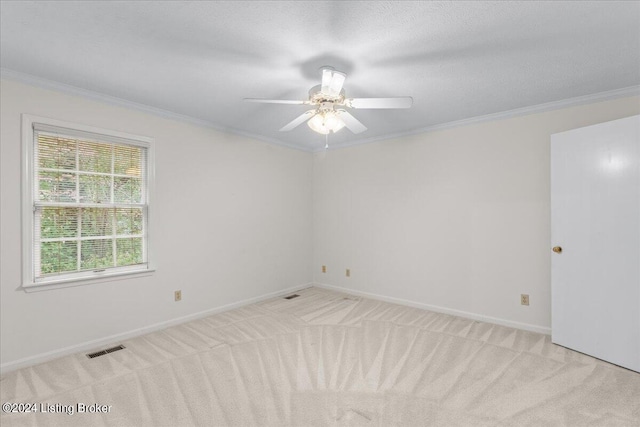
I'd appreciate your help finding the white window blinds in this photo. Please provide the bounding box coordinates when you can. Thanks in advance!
[32,124,149,282]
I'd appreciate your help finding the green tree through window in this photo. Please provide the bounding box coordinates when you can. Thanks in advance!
[33,129,149,281]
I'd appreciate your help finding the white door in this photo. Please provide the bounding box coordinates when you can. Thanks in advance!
[551,115,640,373]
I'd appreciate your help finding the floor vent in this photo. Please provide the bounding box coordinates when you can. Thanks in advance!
[86,345,126,359]
[284,294,300,300]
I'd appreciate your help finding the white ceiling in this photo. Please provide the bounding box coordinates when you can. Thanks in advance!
[1,1,639,150]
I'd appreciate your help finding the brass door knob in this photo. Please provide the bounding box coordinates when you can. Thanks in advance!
[552,246,562,254]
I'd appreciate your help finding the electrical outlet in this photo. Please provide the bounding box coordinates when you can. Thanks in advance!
[346,269,350,277]
[175,290,182,302]
[322,265,327,273]
[521,294,529,306]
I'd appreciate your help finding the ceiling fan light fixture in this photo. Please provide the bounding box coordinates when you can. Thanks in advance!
[307,110,345,134]
[307,113,330,134]
[325,111,345,132]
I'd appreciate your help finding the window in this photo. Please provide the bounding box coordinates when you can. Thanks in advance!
[22,115,154,288]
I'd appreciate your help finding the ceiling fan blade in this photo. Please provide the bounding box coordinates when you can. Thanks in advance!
[244,98,307,105]
[346,97,413,109]
[279,110,316,132]
[328,72,346,96]
[338,110,367,134]
[321,68,333,94]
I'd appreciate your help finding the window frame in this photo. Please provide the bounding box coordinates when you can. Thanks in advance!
[21,114,155,291]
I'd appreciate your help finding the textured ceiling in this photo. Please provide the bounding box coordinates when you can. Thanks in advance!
[1,1,639,150]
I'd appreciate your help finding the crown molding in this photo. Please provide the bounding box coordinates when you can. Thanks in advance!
[0,68,312,152]
[316,85,640,152]
[3,68,637,154]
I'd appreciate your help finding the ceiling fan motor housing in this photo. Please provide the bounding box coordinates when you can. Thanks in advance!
[318,101,336,112]
[309,84,345,105]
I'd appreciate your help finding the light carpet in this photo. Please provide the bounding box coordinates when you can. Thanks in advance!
[1,286,638,426]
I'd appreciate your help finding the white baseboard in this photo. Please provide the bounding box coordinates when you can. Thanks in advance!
[0,283,311,374]
[313,282,551,335]
[1,282,550,374]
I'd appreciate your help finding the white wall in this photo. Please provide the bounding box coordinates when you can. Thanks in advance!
[0,79,313,370]
[2,77,638,371]
[312,96,640,333]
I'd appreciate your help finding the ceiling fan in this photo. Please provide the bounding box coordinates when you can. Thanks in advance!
[244,67,413,135]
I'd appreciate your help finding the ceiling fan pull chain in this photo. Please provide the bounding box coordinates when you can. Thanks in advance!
[325,134,329,150]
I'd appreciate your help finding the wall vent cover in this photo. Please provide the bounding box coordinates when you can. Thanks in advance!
[284,294,300,300]
[86,344,126,359]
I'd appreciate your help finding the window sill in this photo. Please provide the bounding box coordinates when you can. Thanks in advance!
[21,269,156,293]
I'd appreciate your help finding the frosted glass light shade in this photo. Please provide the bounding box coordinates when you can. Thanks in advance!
[327,111,345,132]
[307,114,330,134]
[307,111,345,134]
